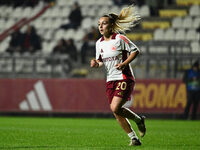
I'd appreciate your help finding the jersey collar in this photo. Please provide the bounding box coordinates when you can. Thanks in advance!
[100,33,118,42]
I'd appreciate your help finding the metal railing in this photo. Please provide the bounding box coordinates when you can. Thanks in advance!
[0,41,199,79]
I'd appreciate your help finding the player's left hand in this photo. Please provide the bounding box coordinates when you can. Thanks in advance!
[115,63,126,70]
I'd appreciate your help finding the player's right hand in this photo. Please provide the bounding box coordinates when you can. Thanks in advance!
[90,59,99,68]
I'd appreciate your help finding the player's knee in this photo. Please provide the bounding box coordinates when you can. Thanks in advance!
[110,105,121,115]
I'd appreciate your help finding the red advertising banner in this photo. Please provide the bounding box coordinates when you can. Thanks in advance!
[0,79,188,114]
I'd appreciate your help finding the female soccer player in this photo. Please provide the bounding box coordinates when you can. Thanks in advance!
[90,5,146,146]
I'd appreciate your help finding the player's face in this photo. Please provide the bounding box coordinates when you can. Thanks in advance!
[98,17,112,36]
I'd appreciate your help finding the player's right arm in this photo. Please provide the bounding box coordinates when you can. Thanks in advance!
[90,59,103,68]
[91,39,103,68]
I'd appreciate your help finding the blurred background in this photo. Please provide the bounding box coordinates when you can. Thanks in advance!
[0,0,199,119]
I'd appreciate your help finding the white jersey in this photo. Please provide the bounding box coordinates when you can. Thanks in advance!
[96,33,139,82]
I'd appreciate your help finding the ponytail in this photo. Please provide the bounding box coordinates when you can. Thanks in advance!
[103,5,141,33]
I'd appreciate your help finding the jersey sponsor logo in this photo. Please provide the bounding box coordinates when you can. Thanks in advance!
[19,80,52,111]
[102,56,119,62]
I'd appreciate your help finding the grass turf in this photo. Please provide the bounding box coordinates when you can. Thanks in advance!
[0,117,199,150]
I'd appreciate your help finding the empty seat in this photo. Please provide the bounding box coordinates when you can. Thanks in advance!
[4,19,15,29]
[182,17,193,28]
[189,5,200,16]
[51,18,63,29]
[193,17,200,28]
[164,28,175,41]
[12,7,23,18]
[54,29,67,40]
[110,6,121,14]
[154,29,165,41]
[159,9,187,17]
[64,29,75,39]
[81,17,93,30]
[186,29,198,41]
[74,29,86,41]
[172,17,183,28]
[175,29,186,40]
[191,41,200,53]
[33,18,44,29]
[43,18,53,29]
[139,5,150,17]
[61,7,71,18]
[97,6,110,17]
[22,7,32,18]
[0,19,6,30]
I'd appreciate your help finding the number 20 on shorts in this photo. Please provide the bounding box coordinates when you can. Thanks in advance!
[116,82,127,90]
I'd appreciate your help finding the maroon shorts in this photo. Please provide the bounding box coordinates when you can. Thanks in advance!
[106,79,135,104]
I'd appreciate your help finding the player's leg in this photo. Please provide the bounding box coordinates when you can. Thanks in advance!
[191,92,199,120]
[183,91,193,119]
[111,96,141,146]
[110,96,146,137]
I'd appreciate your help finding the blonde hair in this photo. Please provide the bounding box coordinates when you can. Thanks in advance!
[103,5,141,33]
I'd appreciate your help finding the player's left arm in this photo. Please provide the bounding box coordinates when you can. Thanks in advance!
[115,50,139,70]
[115,35,140,70]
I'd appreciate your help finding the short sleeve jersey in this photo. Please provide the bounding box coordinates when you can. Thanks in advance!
[96,33,139,82]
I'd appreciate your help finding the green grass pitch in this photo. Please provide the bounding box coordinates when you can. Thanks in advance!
[0,117,199,150]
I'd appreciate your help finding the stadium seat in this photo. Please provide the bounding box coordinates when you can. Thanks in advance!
[54,29,67,41]
[22,7,32,18]
[1,6,12,18]
[172,17,183,28]
[12,7,23,19]
[154,29,165,41]
[50,7,62,18]
[164,28,175,41]
[186,29,198,41]
[63,28,75,39]
[0,41,9,53]
[61,7,71,18]
[191,41,200,53]
[42,41,55,54]
[141,21,170,29]
[51,18,63,29]
[139,5,150,17]
[176,0,200,6]
[193,17,200,28]
[159,9,187,17]
[182,16,193,28]
[4,19,15,29]
[97,6,110,17]
[74,29,85,41]
[33,18,44,29]
[57,0,70,7]
[189,5,200,16]
[110,6,121,14]
[126,33,153,41]
[175,29,186,41]
[43,18,53,29]
[81,17,93,30]
[0,19,6,30]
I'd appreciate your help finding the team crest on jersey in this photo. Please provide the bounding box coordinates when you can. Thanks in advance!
[111,46,116,51]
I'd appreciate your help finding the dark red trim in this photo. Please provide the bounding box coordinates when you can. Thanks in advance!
[111,33,117,39]
[98,55,103,62]
[100,33,118,42]
[122,51,134,80]
[100,36,104,42]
